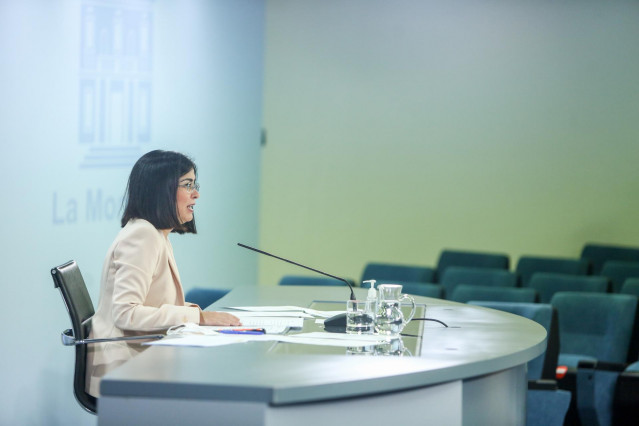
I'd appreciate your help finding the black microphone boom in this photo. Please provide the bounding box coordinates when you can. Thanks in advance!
[237,243,356,301]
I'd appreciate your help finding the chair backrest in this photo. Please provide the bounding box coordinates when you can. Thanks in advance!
[516,256,590,287]
[621,278,639,297]
[436,249,509,282]
[581,243,639,275]
[185,287,230,309]
[278,275,347,287]
[551,292,638,364]
[374,280,443,298]
[51,260,97,414]
[440,266,517,298]
[528,273,610,304]
[452,285,537,304]
[619,279,639,363]
[469,301,558,381]
[600,261,639,293]
[361,262,434,284]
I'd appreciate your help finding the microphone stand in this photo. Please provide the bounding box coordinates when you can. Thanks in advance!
[237,243,356,301]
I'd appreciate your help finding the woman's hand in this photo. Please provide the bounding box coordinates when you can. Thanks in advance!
[199,311,242,326]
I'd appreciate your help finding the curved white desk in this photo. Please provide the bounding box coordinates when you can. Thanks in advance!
[99,286,546,425]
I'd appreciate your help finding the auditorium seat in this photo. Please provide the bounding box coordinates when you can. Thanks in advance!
[361,262,434,284]
[600,260,639,293]
[581,243,639,275]
[516,255,590,287]
[435,249,509,282]
[439,266,517,299]
[527,273,609,304]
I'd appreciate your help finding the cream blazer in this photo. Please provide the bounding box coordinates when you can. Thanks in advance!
[86,219,201,397]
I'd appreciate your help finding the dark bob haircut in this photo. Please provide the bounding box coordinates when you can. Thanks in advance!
[121,150,197,234]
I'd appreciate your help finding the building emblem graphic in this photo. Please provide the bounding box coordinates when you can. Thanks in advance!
[79,0,152,168]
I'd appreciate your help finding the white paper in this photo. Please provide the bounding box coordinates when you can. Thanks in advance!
[231,314,305,330]
[146,331,387,348]
[228,306,345,319]
[208,324,289,334]
[147,335,247,347]
[229,311,312,318]
[228,306,306,312]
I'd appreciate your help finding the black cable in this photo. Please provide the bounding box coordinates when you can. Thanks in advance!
[410,317,449,327]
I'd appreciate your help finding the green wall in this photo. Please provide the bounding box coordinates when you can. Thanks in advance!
[259,0,639,285]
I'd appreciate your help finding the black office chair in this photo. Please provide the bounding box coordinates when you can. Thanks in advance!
[51,260,163,414]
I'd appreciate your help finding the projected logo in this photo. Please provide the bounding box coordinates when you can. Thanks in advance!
[78,0,152,168]
[53,1,153,225]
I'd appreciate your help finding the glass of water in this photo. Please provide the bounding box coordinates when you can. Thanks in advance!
[346,299,375,334]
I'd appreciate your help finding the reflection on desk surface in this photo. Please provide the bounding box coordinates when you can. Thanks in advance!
[268,301,426,356]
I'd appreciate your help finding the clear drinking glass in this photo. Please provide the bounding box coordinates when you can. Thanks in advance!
[346,299,375,334]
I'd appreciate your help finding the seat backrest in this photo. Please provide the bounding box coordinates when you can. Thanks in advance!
[619,279,639,363]
[436,249,509,282]
[516,256,590,287]
[361,262,434,284]
[469,301,558,381]
[621,278,639,297]
[528,273,610,304]
[452,284,537,304]
[551,292,638,364]
[278,275,347,287]
[600,261,639,293]
[440,266,517,298]
[185,287,230,309]
[51,260,97,414]
[581,243,639,275]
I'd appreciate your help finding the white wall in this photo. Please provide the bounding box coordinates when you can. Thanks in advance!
[260,0,639,285]
[0,0,264,424]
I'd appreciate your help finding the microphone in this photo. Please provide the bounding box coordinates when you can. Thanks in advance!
[237,243,356,301]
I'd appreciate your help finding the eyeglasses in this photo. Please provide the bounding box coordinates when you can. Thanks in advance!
[178,181,200,193]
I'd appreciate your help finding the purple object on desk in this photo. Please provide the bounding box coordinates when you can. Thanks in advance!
[218,328,266,335]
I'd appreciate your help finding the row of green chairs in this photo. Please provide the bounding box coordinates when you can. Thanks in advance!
[276,260,639,307]
[472,294,638,426]
[276,274,637,425]
[360,242,639,287]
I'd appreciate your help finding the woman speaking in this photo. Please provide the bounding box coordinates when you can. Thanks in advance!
[86,150,240,397]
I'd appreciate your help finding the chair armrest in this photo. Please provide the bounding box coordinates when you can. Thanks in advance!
[61,328,164,346]
[528,379,559,391]
[577,359,627,372]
